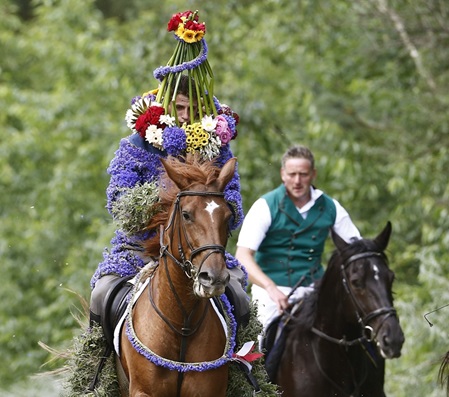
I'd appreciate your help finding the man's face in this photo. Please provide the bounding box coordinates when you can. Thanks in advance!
[281,158,316,207]
[171,94,198,124]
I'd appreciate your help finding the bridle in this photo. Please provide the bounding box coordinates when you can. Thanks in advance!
[310,250,397,397]
[341,252,397,334]
[158,190,228,280]
[311,251,397,346]
[150,189,229,338]
[150,190,230,397]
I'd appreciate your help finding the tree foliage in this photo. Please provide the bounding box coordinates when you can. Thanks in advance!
[2,0,449,395]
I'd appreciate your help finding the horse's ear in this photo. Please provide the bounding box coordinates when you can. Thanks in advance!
[216,157,237,191]
[160,157,186,189]
[373,221,392,252]
[331,229,349,252]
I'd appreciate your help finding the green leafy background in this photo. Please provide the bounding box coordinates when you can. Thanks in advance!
[2,0,449,395]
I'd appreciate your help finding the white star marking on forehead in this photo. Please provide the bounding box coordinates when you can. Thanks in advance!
[373,264,380,281]
[205,200,220,222]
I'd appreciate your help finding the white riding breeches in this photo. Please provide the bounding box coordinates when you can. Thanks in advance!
[251,284,314,331]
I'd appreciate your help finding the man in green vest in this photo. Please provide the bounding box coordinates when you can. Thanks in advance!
[235,144,361,329]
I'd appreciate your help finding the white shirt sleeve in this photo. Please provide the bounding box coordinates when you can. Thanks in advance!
[236,198,272,251]
[332,199,361,243]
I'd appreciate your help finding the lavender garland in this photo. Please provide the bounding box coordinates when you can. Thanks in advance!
[125,270,237,372]
[162,126,187,156]
[153,38,208,81]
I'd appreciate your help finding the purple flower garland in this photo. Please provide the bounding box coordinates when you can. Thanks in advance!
[125,275,237,372]
[153,38,208,81]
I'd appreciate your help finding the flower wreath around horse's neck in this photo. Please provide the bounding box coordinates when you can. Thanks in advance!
[124,268,237,372]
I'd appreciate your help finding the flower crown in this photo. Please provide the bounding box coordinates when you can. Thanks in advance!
[125,10,240,160]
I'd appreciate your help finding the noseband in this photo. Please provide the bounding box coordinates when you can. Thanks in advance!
[159,190,228,280]
[312,251,397,347]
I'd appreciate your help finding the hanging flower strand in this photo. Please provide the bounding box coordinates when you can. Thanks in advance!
[154,10,216,120]
[124,10,240,160]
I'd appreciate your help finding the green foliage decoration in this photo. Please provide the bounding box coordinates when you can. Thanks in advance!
[111,182,161,235]
[62,304,279,396]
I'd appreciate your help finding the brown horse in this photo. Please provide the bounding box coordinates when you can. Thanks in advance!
[268,222,405,396]
[118,155,237,397]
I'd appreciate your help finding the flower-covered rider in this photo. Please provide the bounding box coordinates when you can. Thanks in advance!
[89,10,249,342]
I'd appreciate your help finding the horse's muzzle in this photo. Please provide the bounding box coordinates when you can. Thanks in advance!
[377,318,405,359]
[195,269,230,298]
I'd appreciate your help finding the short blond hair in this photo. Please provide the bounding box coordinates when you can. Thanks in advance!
[281,145,315,169]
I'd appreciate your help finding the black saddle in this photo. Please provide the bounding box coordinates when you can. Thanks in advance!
[91,275,135,348]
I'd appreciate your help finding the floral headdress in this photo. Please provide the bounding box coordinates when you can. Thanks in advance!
[125,10,240,160]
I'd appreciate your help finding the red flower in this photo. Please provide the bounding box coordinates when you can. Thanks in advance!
[184,20,197,31]
[181,10,198,21]
[147,105,165,125]
[196,22,206,33]
[233,112,240,125]
[219,105,239,125]
[135,114,150,137]
[183,20,205,33]
[135,106,165,137]
[167,14,182,31]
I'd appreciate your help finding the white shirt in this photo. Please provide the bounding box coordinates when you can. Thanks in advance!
[237,186,361,251]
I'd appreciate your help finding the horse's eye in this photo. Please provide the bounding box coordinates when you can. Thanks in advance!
[182,211,191,221]
[351,277,364,289]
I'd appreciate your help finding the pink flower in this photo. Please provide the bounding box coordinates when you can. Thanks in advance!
[215,115,232,145]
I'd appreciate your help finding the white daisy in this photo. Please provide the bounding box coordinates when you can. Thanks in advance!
[201,115,217,132]
[159,114,176,127]
[145,124,164,149]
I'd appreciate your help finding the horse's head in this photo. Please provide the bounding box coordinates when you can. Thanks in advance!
[331,222,405,359]
[158,155,236,298]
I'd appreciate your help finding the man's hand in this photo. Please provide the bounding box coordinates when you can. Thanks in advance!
[265,284,289,314]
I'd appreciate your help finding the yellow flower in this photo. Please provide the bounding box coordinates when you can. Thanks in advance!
[141,88,159,97]
[194,30,205,41]
[175,24,184,37]
[182,29,197,43]
[184,122,211,151]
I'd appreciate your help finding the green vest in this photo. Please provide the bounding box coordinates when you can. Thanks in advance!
[255,184,336,287]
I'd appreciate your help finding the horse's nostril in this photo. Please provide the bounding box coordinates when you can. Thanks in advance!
[198,271,229,287]
[198,272,212,286]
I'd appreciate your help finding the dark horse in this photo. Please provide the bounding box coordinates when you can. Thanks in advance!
[118,155,237,397]
[270,222,405,397]
[439,347,449,395]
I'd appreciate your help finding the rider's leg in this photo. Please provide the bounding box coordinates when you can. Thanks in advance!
[89,274,121,326]
[226,265,250,327]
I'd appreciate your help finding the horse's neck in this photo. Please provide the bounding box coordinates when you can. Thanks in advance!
[314,278,355,334]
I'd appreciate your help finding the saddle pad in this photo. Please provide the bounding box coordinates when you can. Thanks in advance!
[114,277,149,356]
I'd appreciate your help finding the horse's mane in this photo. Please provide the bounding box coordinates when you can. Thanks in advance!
[288,236,390,331]
[142,154,222,257]
[328,237,390,270]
